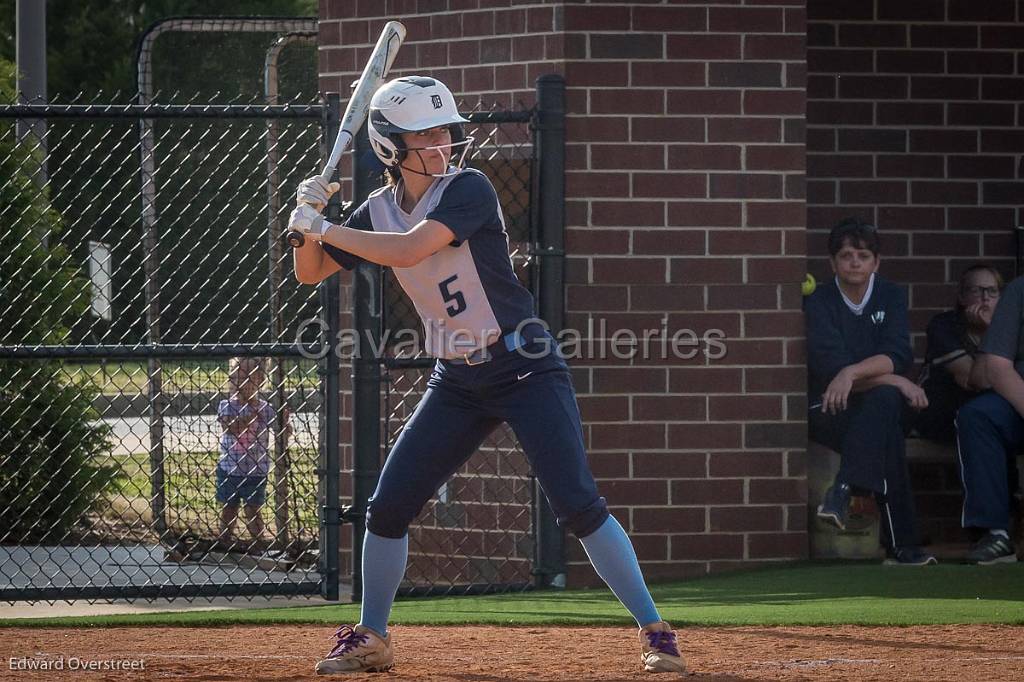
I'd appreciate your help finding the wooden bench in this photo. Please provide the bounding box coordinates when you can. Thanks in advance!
[905,438,955,462]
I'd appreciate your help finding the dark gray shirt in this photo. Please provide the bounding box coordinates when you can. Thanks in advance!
[980,275,1024,378]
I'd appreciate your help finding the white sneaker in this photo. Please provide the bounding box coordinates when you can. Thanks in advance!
[639,621,686,674]
[315,624,393,674]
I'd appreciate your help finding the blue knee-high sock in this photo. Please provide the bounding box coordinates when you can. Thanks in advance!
[358,531,408,637]
[579,516,661,627]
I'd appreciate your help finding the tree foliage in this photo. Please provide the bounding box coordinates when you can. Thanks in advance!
[0,0,316,97]
[0,58,115,543]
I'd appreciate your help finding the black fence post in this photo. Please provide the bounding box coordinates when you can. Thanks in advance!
[320,93,343,602]
[349,115,384,603]
[533,74,567,589]
[140,114,167,540]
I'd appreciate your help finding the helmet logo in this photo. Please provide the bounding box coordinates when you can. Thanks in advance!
[431,94,443,109]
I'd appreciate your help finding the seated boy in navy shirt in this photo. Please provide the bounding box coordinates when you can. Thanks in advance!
[805,218,936,565]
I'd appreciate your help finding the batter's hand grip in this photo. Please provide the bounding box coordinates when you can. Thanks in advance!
[286,230,305,248]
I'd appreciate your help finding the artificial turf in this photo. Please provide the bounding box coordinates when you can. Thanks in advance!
[3,561,1023,628]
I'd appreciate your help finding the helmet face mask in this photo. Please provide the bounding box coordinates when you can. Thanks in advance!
[397,125,474,178]
[368,76,474,178]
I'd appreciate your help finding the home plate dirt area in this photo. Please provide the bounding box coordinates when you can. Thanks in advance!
[2,624,1024,680]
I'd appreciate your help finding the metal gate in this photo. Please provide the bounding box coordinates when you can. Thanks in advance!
[0,98,332,602]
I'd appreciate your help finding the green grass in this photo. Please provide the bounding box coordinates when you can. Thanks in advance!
[4,562,1024,628]
[94,448,320,537]
[66,360,319,395]
[102,449,316,498]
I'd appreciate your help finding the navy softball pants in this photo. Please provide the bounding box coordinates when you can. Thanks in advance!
[365,341,609,540]
[956,390,1024,531]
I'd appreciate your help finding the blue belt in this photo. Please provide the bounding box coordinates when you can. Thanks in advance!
[445,324,547,366]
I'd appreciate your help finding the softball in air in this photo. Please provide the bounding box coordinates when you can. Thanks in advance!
[801,273,817,296]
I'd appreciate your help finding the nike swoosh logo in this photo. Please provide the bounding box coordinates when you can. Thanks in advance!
[517,372,534,381]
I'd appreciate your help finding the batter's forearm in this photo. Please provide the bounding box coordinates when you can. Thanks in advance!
[293,239,327,283]
[321,224,418,268]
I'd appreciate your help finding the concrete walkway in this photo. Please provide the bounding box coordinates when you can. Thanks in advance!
[1,544,348,620]
[98,412,319,456]
[0,593,343,619]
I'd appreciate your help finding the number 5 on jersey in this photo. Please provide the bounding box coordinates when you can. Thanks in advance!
[438,274,466,317]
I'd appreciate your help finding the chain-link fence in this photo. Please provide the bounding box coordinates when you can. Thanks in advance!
[0,98,328,602]
[0,17,331,602]
[1,27,565,601]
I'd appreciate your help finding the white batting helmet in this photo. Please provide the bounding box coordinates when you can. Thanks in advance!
[367,76,472,174]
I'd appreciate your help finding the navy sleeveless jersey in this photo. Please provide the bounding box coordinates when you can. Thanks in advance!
[321,168,536,359]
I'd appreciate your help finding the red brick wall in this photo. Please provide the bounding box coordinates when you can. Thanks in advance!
[318,1,564,104]
[560,1,808,583]
[319,1,809,586]
[806,0,1023,357]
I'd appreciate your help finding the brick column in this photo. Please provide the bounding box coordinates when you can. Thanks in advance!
[560,2,807,583]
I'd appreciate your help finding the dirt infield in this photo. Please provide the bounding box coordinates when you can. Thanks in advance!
[2,624,1023,680]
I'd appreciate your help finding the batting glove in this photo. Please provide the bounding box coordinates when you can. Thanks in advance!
[296,174,340,208]
[288,204,330,242]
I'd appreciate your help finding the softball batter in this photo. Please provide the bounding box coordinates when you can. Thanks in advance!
[288,75,684,676]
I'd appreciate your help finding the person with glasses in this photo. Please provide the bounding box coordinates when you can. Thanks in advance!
[915,265,1005,443]
[955,271,1024,564]
[805,218,936,566]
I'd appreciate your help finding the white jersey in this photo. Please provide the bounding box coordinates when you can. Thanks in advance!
[322,168,536,359]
